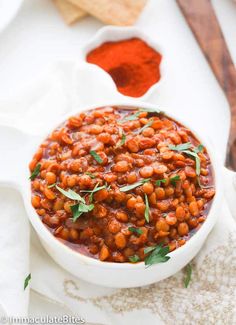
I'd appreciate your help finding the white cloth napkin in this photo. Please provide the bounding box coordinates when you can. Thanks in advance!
[0,62,235,325]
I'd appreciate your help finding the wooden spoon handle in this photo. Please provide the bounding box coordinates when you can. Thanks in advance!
[177,0,236,170]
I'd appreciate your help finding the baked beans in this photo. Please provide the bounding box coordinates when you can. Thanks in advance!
[30,106,215,263]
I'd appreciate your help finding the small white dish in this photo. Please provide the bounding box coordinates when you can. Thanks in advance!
[0,0,23,34]
[0,64,222,288]
[80,26,166,101]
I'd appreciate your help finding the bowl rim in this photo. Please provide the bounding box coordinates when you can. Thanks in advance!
[24,101,222,270]
[79,25,167,101]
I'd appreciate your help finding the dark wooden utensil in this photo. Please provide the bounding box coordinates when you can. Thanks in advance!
[177,0,236,170]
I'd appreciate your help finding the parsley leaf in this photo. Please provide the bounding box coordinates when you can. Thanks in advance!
[80,184,107,194]
[119,107,162,123]
[144,246,157,255]
[182,150,201,176]
[168,142,192,151]
[120,178,151,192]
[29,164,41,180]
[138,119,153,134]
[194,144,204,154]
[184,264,192,288]
[48,183,57,189]
[128,227,143,236]
[129,255,140,263]
[71,202,94,222]
[170,175,180,186]
[90,150,103,164]
[168,142,202,176]
[56,185,95,221]
[85,172,96,179]
[56,185,85,203]
[119,111,142,123]
[81,182,108,201]
[155,179,166,187]
[144,193,150,223]
[70,203,83,221]
[144,245,170,267]
[24,273,31,290]
[116,132,126,148]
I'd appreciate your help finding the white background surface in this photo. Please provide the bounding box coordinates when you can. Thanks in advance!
[0,0,236,321]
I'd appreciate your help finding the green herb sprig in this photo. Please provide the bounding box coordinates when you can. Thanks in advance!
[119,111,142,123]
[85,172,96,179]
[48,182,57,189]
[129,255,140,263]
[144,245,170,267]
[194,144,204,154]
[155,179,166,187]
[56,185,93,222]
[29,164,41,180]
[144,193,150,223]
[116,132,126,148]
[81,182,108,202]
[128,227,143,236]
[169,142,192,151]
[169,143,204,176]
[56,185,84,202]
[119,108,162,123]
[90,150,103,164]
[183,150,201,175]
[170,175,180,186]
[138,119,153,134]
[120,178,150,192]
[70,202,94,221]
[184,264,192,288]
[24,273,31,290]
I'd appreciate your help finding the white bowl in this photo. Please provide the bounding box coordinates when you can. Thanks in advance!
[0,99,222,288]
[79,26,166,101]
[0,0,23,34]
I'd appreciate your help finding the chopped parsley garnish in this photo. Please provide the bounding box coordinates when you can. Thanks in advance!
[128,227,143,236]
[138,119,153,134]
[29,164,41,180]
[119,111,142,123]
[119,107,162,123]
[56,185,94,222]
[144,193,150,223]
[80,184,107,194]
[81,183,108,202]
[116,132,126,148]
[81,183,107,202]
[48,183,57,188]
[85,172,96,179]
[170,175,180,185]
[183,150,201,175]
[144,245,170,266]
[71,202,94,222]
[168,142,203,176]
[184,264,192,288]
[129,255,140,263]
[24,273,31,290]
[169,142,192,151]
[56,185,85,202]
[90,150,103,164]
[119,178,151,192]
[155,179,166,187]
[194,144,204,154]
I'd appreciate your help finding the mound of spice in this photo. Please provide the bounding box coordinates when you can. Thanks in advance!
[86,38,162,97]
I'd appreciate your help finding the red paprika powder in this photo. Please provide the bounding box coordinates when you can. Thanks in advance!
[86,38,162,97]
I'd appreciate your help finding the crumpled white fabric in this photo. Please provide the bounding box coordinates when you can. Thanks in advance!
[0,61,235,325]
